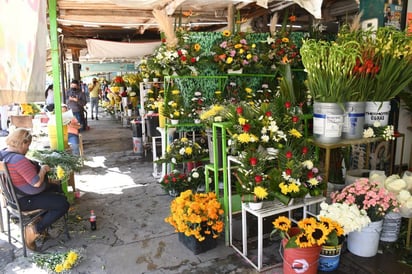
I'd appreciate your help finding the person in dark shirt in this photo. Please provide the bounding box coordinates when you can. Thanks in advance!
[66,79,87,131]
[0,129,69,251]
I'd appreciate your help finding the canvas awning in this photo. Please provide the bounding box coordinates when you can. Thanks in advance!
[86,39,161,59]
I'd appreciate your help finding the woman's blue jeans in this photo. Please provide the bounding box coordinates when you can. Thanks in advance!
[68,133,80,155]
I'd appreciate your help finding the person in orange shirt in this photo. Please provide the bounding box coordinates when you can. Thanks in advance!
[62,104,81,155]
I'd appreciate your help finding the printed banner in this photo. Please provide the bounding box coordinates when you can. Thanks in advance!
[0,0,47,104]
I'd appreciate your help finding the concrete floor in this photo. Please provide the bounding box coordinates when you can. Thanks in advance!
[0,108,411,273]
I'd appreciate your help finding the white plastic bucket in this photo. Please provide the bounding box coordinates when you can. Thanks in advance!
[313,102,344,144]
[347,220,383,257]
[342,101,365,139]
[365,101,391,126]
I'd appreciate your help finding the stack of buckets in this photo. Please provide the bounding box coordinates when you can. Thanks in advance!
[313,101,391,144]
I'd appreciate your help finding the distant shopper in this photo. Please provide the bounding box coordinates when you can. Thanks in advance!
[45,84,54,112]
[66,80,87,131]
[88,78,101,120]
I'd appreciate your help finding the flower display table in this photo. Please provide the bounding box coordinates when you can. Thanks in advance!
[313,133,405,194]
[231,196,325,272]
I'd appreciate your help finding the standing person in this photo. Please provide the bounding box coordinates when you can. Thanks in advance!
[0,128,70,251]
[62,104,81,155]
[0,104,9,136]
[44,84,54,112]
[101,80,109,101]
[80,81,89,103]
[66,79,87,131]
[88,78,101,120]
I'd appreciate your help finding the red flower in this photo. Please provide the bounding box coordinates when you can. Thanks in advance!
[177,49,183,56]
[190,57,196,63]
[180,55,187,62]
[254,175,263,183]
[161,38,166,43]
[301,146,308,155]
[285,151,293,159]
[285,101,291,109]
[285,168,292,176]
[249,157,258,166]
[242,124,251,132]
[292,116,299,123]
[172,177,177,182]
[236,106,243,115]
[265,111,272,117]
[307,171,314,179]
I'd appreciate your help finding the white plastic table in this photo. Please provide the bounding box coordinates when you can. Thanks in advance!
[231,196,325,271]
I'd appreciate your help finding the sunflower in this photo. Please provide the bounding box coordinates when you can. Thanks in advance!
[298,217,316,230]
[272,216,291,232]
[222,30,231,37]
[318,216,335,233]
[306,223,329,246]
[295,233,312,248]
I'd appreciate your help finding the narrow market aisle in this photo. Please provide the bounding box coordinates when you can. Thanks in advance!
[0,110,263,274]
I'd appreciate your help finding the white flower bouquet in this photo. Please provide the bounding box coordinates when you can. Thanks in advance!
[318,202,371,235]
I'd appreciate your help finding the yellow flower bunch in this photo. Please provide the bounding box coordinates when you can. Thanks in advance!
[20,103,41,115]
[165,190,225,241]
[161,88,186,120]
[32,249,82,273]
[56,165,65,180]
[271,216,343,248]
[199,103,228,128]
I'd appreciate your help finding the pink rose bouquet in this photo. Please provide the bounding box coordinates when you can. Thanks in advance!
[331,178,398,222]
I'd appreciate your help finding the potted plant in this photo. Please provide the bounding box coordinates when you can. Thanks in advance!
[271,215,343,274]
[156,137,208,165]
[159,170,189,196]
[331,178,399,257]
[188,91,206,123]
[110,76,125,93]
[262,100,324,204]
[147,29,206,76]
[161,88,185,124]
[233,150,270,210]
[164,190,224,254]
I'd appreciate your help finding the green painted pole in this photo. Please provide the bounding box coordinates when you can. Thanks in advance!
[48,0,64,151]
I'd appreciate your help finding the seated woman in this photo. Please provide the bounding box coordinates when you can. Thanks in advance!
[0,128,70,251]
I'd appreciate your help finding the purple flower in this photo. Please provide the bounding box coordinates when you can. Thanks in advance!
[240,39,247,44]
[242,60,249,65]
[230,50,236,57]
[253,55,259,62]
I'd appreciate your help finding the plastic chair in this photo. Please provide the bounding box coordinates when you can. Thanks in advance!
[0,161,69,256]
